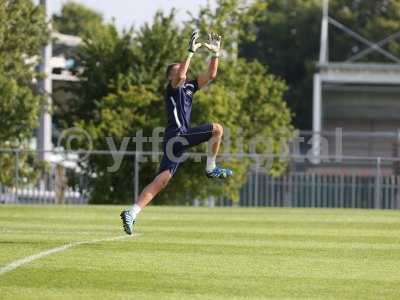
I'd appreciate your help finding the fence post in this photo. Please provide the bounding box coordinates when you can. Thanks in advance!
[311,173,315,207]
[208,196,215,207]
[248,171,253,206]
[254,158,259,207]
[15,150,20,203]
[397,176,400,209]
[375,157,381,209]
[351,173,356,208]
[134,152,140,201]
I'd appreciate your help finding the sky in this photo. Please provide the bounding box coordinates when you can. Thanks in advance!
[44,0,215,30]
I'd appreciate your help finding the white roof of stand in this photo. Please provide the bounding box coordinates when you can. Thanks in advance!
[52,32,82,47]
[318,63,400,85]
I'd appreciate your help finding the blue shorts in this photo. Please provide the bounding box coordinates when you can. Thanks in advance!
[158,123,213,176]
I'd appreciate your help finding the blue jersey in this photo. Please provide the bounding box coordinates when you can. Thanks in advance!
[164,80,199,135]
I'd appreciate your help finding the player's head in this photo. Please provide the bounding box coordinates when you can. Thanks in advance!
[166,63,180,81]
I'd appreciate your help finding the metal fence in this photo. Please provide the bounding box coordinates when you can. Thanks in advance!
[1,148,400,209]
[236,170,400,209]
[0,149,88,205]
[234,154,400,209]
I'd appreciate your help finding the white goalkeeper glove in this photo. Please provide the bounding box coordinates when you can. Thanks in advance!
[188,30,202,54]
[204,32,222,58]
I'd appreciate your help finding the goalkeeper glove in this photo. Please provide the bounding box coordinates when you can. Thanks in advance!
[204,32,222,58]
[188,30,202,54]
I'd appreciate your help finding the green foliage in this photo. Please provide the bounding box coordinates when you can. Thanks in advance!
[240,0,400,129]
[0,150,47,187]
[0,0,48,186]
[190,59,293,201]
[68,11,185,204]
[52,1,103,37]
[189,0,267,57]
[60,2,293,204]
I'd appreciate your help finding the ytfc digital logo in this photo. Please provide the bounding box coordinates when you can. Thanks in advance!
[56,127,343,172]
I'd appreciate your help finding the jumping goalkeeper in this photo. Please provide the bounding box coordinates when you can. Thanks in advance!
[120,31,233,235]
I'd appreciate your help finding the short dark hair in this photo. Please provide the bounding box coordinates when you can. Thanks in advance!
[166,63,179,78]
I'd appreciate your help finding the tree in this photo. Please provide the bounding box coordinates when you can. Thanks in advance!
[64,1,293,204]
[0,0,48,185]
[240,0,400,129]
[52,1,103,37]
[67,12,180,203]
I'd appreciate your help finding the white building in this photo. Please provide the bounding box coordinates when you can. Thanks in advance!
[313,0,400,160]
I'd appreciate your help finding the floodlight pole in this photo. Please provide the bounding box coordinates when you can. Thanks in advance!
[319,0,329,64]
[313,0,329,163]
[38,0,53,161]
[312,74,322,163]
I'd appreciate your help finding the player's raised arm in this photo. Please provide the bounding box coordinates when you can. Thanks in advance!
[197,33,221,89]
[171,30,202,89]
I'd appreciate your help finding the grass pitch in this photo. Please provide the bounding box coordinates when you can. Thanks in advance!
[1,206,400,299]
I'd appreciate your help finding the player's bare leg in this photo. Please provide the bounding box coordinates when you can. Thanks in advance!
[205,123,223,171]
[136,170,172,208]
[120,170,172,235]
[206,123,233,179]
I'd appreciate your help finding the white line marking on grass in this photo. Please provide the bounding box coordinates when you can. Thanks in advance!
[0,235,133,276]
